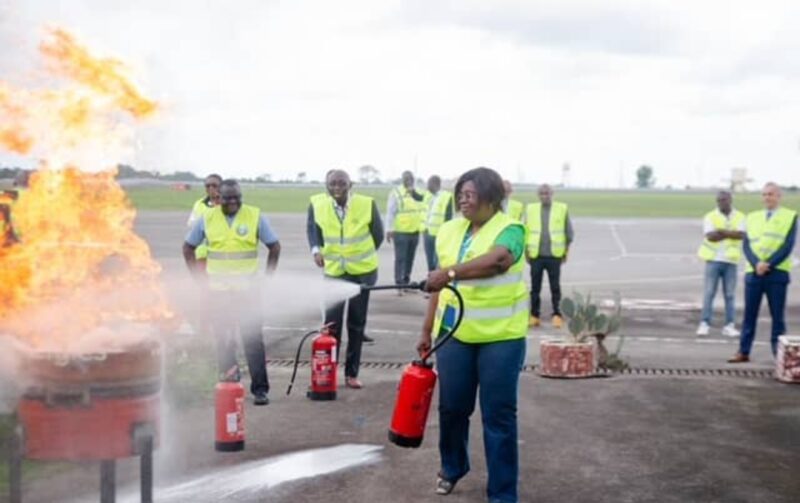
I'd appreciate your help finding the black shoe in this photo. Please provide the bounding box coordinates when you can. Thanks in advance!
[363,334,375,345]
[253,392,269,406]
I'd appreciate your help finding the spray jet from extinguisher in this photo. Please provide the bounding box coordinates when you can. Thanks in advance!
[287,323,339,400]
[359,280,465,448]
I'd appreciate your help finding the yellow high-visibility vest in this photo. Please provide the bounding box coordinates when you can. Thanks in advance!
[190,197,215,260]
[505,199,524,222]
[419,190,432,232]
[425,190,454,237]
[204,204,260,290]
[393,186,424,233]
[312,193,378,277]
[697,209,745,263]
[745,207,798,273]
[526,201,568,259]
[433,212,529,344]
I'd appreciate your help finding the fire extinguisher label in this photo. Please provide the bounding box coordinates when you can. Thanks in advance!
[313,349,334,387]
[226,412,238,434]
[331,343,336,363]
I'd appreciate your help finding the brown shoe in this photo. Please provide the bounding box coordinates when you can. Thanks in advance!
[552,315,563,329]
[346,377,363,389]
[727,352,750,363]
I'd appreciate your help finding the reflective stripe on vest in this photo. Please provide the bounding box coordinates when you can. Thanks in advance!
[425,190,453,237]
[312,193,378,277]
[505,199,524,222]
[745,208,797,273]
[205,204,260,290]
[191,197,215,260]
[526,201,568,259]
[393,186,424,233]
[697,209,744,263]
[433,213,529,344]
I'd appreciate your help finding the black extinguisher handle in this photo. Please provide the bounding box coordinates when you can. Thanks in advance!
[286,329,321,395]
[421,284,464,363]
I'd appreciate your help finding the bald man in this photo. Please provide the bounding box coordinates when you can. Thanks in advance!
[307,170,384,388]
[729,183,797,363]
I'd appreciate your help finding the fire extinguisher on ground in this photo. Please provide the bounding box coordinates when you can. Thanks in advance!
[287,324,338,401]
[215,378,245,452]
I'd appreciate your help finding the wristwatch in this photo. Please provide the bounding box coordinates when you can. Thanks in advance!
[447,269,456,281]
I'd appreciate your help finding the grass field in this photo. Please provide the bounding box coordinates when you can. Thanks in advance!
[126,186,800,218]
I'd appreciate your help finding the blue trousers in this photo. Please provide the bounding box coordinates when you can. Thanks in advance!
[739,273,789,356]
[700,261,738,325]
[423,231,438,272]
[393,231,419,285]
[436,337,526,503]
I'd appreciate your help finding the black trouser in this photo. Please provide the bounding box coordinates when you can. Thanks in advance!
[393,231,419,285]
[529,257,563,317]
[324,271,377,378]
[211,289,269,395]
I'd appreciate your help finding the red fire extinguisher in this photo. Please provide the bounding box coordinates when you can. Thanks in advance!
[215,380,245,452]
[386,283,464,448]
[287,324,338,401]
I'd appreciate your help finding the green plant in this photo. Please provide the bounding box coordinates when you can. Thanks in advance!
[560,291,628,371]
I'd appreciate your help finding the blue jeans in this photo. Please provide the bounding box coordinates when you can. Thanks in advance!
[739,272,789,356]
[436,337,526,503]
[423,232,438,272]
[393,232,419,285]
[700,261,738,325]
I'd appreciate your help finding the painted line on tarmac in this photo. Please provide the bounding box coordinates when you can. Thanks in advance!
[609,223,629,257]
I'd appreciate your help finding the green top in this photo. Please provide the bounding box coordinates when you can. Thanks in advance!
[494,225,525,262]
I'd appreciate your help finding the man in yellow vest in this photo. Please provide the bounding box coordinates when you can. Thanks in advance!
[696,190,745,337]
[729,182,797,363]
[525,184,574,328]
[187,174,222,271]
[183,179,281,405]
[422,175,454,272]
[386,170,426,293]
[502,180,524,222]
[307,170,384,388]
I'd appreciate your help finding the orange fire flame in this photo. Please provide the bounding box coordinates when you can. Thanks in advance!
[0,28,170,350]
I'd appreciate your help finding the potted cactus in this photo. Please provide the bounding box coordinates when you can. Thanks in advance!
[539,292,627,378]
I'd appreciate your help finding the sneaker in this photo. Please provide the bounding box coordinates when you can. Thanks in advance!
[362,334,375,345]
[552,315,563,329]
[435,473,456,495]
[721,324,740,338]
[345,377,363,389]
[529,315,541,328]
[696,322,710,336]
[253,392,269,406]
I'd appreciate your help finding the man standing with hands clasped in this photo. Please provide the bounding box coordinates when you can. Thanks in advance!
[307,170,384,388]
[729,182,797,363]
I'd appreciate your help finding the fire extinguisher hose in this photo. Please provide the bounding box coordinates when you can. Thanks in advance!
[286,329,321,395]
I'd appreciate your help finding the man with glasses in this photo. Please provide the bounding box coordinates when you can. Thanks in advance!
[307,170,384,389]
[187,174,223,271]
[183,179,281,405]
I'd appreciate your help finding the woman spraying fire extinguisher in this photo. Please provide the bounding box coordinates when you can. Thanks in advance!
[417,167,528,503]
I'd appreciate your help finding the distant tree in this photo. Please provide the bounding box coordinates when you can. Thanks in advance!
[257,173,272,183]
[161,171,200,182]
[358,165,380,184]
[296,171,307,184]
[636,165,655,189]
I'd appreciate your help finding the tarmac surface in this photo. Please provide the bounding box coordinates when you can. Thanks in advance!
[16,212,800,502]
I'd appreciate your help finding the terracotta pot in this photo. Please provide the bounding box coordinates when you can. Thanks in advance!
[539,339,596,378]
[775,335,800,384]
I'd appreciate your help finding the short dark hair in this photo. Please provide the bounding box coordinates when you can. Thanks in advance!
[205,173,222,183]
[455,167,505,211]
[220,179,240,190]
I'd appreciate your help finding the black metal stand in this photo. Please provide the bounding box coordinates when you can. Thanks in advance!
[100,460,116,503]
[7,426,155,503]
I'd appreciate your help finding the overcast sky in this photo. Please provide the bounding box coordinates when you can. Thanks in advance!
[1,0,799,188]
